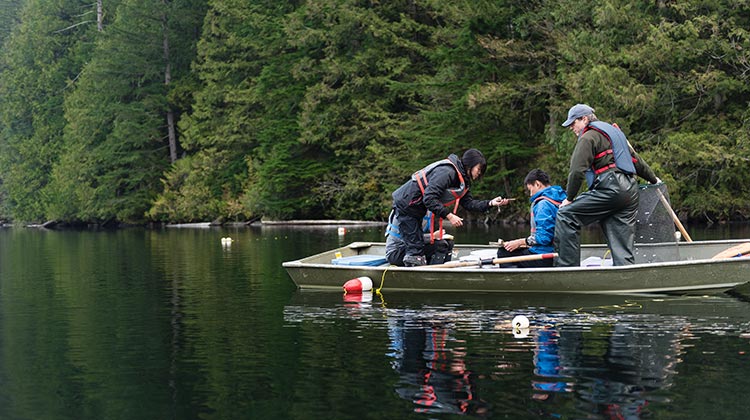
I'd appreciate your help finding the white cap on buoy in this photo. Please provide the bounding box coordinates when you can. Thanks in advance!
[512,315,530,329]
[342,276,372,293]
[338,227,347,235]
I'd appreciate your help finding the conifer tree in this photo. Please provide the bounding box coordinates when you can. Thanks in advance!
[0,0,95,221]
[47,0,205,223]
[151,1,308,221]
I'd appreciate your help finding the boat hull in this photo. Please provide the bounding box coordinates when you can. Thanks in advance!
[282,240,750,294]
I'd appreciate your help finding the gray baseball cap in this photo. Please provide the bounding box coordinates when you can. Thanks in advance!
[561,104,594,127]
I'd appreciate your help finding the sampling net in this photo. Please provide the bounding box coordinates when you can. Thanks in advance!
[636,183,677,243]
[633,183,681,262]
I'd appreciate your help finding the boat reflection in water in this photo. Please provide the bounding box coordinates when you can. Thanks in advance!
[283,291,750,418]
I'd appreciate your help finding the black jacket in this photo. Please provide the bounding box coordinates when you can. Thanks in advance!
[391,154,491,219]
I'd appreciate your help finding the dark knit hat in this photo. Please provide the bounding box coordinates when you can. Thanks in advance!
[461,148,486,178]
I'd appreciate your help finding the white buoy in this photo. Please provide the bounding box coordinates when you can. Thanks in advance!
[512,315,530,329]
[338,227,347,236]
[221,237,234,246]
[513,326,530,339]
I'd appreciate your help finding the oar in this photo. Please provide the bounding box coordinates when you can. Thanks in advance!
[429,252,557,269]
[711,242,750,259]
[656,188,692,242]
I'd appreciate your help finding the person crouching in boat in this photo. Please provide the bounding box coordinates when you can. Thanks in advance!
[386,211,456,266]
[496,169,566,268]
[386,149,509,267]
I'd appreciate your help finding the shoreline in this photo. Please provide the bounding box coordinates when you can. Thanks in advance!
[256,219,386,226]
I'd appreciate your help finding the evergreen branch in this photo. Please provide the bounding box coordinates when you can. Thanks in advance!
[53,20,93,34]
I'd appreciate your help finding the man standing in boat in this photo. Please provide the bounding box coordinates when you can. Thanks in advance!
[497,169,566,268]
[386,149,509,267]
[555,104,660,267]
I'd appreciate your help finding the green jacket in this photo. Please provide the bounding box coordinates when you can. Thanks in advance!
[566,126,658,199]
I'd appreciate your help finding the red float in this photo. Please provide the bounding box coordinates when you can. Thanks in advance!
[342,276,373,293]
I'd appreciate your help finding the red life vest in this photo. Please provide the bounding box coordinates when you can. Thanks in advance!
[412,158,467,242]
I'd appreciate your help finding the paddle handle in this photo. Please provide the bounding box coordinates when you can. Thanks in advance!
[491,252,557,265]
[432,252,557,268]
[656,188,692,242]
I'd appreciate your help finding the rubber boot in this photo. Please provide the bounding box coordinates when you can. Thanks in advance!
[403,255,427,267]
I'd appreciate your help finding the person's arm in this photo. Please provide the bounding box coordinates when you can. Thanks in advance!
[503,201,555,251]
[565,135,596,200]
[629,145,659,184]
[459,189,513,212]
[458,189,492,213]
[531,201,556,246]
[503,238,528,251]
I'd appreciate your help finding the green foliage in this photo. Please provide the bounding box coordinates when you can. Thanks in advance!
[2,0,750,224]
[45,0,205,223]
[148,149,240,222]
[0,0,23,46]
[0,0,95,222]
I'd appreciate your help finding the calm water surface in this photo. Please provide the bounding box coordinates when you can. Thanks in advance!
[1,224,750,419]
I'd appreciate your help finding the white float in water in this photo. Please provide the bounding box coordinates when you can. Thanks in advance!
[512,315,530,329]
[513,327,530,339]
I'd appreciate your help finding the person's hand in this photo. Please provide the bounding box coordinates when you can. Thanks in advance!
[490,196,510,207]
[560,198,572,208]
[446,213,463,227]
[503,238,526,252]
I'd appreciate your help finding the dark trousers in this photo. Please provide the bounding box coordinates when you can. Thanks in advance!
[385,208,453,266]
[395,211,424,257]
[554,171,639,267]
[496,248,554,268]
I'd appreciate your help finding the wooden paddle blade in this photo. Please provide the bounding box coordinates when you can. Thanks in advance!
[711,242,750,259]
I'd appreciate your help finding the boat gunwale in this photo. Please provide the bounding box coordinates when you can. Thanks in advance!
[282,239,750,273]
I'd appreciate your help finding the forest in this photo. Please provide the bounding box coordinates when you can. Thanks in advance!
[0,0,748,225]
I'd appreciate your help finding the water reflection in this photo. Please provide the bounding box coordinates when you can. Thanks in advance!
[532,326,571,396]
[548,319,686,419]
[388,319,489,416]
[4,227,749,419]
[284,292,750,418]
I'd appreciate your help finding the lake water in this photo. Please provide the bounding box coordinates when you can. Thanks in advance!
[1,224,750,419]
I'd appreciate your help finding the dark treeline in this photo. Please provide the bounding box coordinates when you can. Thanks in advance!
[0,0,748,225]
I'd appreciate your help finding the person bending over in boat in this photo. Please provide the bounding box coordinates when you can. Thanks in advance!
[386,149,509,267]
[497,169,566,268]
[386,211,456,267]
[555,104,660,267]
